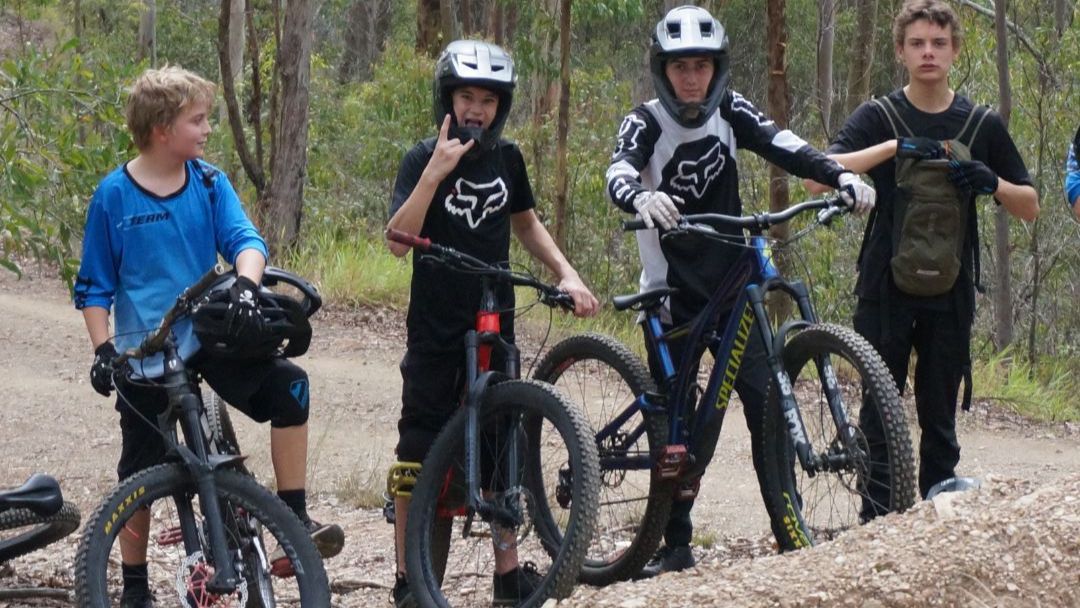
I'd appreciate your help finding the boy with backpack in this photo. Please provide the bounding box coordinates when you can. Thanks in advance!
[74,66,343,607]
[385,40,598,606]
[811,0,1038,518]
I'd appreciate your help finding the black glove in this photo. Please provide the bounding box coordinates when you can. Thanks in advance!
[225,275,263,339]
[896,137,945,160]
[948,159,998,195]
[90,342,118,397]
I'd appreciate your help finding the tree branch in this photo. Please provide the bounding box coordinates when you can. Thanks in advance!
[952,0,1048,72]
[218,0,265,193]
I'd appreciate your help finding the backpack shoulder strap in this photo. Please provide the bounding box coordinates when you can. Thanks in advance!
[955,104,991,147]
[871,96,915,138]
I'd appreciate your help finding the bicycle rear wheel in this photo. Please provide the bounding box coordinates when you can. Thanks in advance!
[0,502,81,562]
[405,379,598,607]
[761,323,916,551]
[533,333,671,585]
[75,464,329,607]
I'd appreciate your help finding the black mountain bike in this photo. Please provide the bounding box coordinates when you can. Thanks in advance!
[0,474,81,563]
[386,229,600,608]
[74,265,330,608]
[535,196,916,584]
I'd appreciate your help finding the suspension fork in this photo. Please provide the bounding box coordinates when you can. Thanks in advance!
[162,345,240,593]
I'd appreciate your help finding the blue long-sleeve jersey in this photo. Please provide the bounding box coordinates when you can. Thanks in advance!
[1065,141,1080,209]
[74,160,268,377]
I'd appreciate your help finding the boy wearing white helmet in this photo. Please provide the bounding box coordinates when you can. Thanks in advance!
[606,5,875,577]
[385,39,599,606]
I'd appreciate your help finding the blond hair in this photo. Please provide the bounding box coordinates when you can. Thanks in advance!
[893,0,963,49]
[125,66,216,150]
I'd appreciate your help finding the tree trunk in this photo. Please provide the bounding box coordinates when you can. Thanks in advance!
[992,0,1013,350]
[816,0,835,138]
[339,0,392,83]
[417,0,441,56]
[488,0,504,44]
[1054,0,1069,38]
[766,0,792,321]
[261,0,316,254]
[218,0,265,194]
[137,0,156,65]
[439,0,458,48]
[553,0,571,253]
[219,0,244,129]
[845,0,877,116]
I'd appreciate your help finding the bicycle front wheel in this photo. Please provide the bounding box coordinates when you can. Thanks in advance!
[761,323,916,551]
[405,379,599,607]
[533,333,670,585]
[0,502,81,562]
[75,464,329,607]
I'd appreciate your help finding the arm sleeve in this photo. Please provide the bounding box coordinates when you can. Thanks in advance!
[726,91,846,188]
[389,142,430,219]
[507,144,536,214]
[74,187,120,310]
[1066,132,1080,208]
[212,174,269,264]
[827,100,886,155]
[605,109,659,213]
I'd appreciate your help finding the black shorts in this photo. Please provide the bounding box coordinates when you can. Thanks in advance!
[395,349,467,463]
[115,355,309,481]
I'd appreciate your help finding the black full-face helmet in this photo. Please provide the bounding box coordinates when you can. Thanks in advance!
[192,272,314,360]
[432,40,516,154]
[650,5,730,128]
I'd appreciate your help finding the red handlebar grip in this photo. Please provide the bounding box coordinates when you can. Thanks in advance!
[386,228,432,251]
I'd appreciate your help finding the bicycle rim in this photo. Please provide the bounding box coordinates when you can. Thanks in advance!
[75,464,329,607]
[533,333,671,585]
[763,324,915,550]
[405,380,598,607]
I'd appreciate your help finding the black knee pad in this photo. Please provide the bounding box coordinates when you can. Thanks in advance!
[256,364,311,428]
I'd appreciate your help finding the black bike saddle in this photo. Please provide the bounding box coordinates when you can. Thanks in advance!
[612,288,679,312]
[0,474,64,516]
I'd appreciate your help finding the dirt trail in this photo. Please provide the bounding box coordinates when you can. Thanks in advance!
[1,268,1077,607]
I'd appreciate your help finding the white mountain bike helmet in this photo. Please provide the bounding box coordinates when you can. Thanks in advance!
[650,5,730,128]
[432,40,516,155]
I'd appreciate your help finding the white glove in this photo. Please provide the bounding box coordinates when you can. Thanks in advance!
[837,172,876,215]
[632,191,682,230]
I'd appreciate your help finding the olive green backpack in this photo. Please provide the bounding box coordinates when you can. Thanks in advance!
[873,97,990,297]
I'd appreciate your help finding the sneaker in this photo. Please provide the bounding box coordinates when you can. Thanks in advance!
[119,589,154,608]
[491,562,544,606]
[634,545,695,579]
[391,572,417,608]
[304,518,345,559]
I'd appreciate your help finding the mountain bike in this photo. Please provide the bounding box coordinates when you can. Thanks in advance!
[0,474,81,563]
[534,196,916,584]
[386,229,600,608]
[74,265,330,608]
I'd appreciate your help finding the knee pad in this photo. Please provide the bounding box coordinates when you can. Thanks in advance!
[386,461,422,499]
[262,368,311,428]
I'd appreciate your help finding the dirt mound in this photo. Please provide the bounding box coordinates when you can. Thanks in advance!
[565,474,1080,607]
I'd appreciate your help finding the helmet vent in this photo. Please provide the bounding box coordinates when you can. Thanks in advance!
[700,20,714,36]
[666,22,681,38]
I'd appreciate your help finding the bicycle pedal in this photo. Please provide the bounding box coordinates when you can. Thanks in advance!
[675,478,701,501]
[156,526,184,546]
[268,553,296,578]
[654,445,688,480]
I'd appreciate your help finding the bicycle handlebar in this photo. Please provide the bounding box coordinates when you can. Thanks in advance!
[114,264,227,366]
[385,228,575,311]
[622,195,849,233]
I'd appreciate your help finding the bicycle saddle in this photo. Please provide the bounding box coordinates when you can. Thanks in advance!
[0,474,64,516]
[612,288,679,312]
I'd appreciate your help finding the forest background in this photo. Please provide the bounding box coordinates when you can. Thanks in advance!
[1,0,1078,422]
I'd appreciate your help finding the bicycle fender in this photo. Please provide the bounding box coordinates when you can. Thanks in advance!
[207,454,249,470]
[772,319,813,357]
[464,370,509,410]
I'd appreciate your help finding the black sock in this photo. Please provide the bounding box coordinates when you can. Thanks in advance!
[122,562,149,595]
[278,488,308,522]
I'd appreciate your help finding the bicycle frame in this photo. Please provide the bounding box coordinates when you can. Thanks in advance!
[597,200,859,493]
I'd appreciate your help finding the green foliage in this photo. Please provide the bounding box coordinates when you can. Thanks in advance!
[284,228,412,309]
[0,40,134,284]
[972,347,1080,423]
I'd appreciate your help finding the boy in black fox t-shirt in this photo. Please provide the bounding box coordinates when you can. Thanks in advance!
[384,40,598,606]
[810,0,1038,516]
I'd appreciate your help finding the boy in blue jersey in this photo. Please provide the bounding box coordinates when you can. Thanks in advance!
[74,66,342,607]
[1065,125,1080,220]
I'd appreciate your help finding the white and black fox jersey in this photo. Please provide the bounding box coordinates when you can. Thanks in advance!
[606,91,847,322]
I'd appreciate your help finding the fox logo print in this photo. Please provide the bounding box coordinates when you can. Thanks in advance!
[444,177,509,229]
[670,141,726,199]
[614,114,648,157]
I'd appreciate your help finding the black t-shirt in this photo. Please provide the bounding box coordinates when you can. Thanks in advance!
[390,139,536,353]
[829,89,1032,312]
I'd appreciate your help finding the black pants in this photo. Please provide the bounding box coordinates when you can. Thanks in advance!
[853,297,969,508]
[641,313,771,548]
